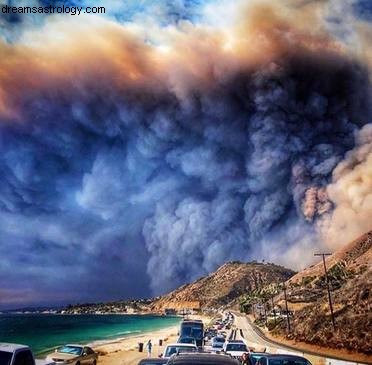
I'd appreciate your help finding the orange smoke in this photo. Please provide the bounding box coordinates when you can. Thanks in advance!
[0,2,351,121]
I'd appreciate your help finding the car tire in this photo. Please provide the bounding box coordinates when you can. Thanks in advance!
[76,362,80,365]
[93,361,97,365]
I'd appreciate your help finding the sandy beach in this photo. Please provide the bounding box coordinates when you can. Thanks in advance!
[93,315,212,365]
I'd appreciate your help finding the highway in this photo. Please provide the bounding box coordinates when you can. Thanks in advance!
[230,313,370,365]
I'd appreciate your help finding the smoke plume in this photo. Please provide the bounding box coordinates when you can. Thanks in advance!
[0,0,371,304]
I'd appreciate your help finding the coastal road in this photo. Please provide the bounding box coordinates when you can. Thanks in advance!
[231,313,369,365]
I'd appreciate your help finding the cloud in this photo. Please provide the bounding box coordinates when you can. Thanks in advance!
[0,0,371,305]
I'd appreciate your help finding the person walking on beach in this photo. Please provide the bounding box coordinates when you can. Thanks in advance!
[145,339,152,357]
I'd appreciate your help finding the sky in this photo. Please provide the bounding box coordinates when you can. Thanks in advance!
[0,0,371,309]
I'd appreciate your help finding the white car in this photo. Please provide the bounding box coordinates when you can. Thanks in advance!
[46,344,98,365]
[0,343,55,365]
[162,343,198,358]
[223,340,249,359]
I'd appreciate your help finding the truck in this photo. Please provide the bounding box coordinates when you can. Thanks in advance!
[179,320,204,348]
[0,343,55,365]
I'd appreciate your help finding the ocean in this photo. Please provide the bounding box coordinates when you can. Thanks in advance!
[0,314,181,355]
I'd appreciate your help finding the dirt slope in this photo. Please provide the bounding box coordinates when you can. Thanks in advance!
[271,231,372,354]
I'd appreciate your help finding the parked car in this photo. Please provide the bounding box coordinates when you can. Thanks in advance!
[167,352,240,365]
[161,343,198,358]
[137,359,167,365]
[177,337,196,345]
[223,340,249,359]
[0,343,54,365]
[255,354,312,365]
[46,344,98,365]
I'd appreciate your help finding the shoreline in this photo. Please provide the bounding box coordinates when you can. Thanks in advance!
[92,314,211,365]
[35,314,211,365]
[30,314,181,357]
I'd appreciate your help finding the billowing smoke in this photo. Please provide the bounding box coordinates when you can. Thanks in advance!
[319,124,372,249]
[0,0,371,304]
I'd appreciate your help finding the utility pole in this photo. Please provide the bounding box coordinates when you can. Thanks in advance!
[282,282,291,332]
[271,296,276,325]
[262,299,268,327]
[315,253,336,331]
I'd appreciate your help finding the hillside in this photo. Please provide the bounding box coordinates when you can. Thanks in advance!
[151,261,295,311]
[268,231,372,354]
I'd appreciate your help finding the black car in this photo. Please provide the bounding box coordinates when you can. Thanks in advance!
[250,353,268,365]
[167,353,240,365]
[137,358,168,365]
[254,354,312,365]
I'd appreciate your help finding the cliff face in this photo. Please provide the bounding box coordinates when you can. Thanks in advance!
[151,261,295,311]
[272,231,372,354]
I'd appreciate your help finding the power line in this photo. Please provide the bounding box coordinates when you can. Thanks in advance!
[314,252,336,331]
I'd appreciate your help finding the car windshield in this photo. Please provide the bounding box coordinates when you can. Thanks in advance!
[269,359,310,365]
[0,351,13,365]
[180,338,194,343]
[251,355,265,364]
[181,327,203,339]
[214,337,225,343]
[165,346,196,357]
[57,346,83,355]
[192,328,203,339]
[226,344,247,352]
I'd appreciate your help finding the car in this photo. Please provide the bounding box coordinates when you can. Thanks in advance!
[223,340,249,359]
[137,358,168,365]
[255,354,312,365]
[177,337,197,345]
[0,343,54,365]
[210,336,225,352]
[250,352,268,365]
[162,343,198,358]
[46,344,98,365]
[166,352,240,365]
[204,329,217,340]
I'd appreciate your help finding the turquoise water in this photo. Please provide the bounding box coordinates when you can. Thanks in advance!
[0,314,181,355]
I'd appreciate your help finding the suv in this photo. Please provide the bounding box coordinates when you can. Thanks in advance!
[0,343,54,365]
[167,353,240,365]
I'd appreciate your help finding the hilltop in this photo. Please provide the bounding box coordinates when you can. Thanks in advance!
[151,261,295,312]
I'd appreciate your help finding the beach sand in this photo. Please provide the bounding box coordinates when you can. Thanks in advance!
[94,315,212,365]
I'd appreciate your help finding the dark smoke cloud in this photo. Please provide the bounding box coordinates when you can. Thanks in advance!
[0,1,371,306]
[142,55,371,292]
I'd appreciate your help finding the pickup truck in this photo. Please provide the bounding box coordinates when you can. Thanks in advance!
[0,343,55,365]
